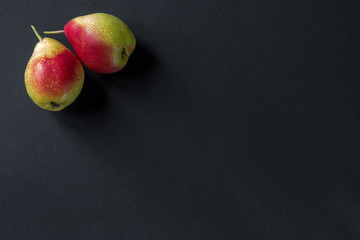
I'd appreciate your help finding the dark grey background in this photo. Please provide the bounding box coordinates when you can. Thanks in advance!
[1,0,360,239]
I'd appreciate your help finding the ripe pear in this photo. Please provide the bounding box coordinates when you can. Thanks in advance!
[45,13,136,74]
[25,26,84,111]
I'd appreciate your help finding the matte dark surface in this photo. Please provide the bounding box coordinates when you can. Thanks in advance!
[1,0,360,239]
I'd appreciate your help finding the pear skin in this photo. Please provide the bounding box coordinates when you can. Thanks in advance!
[63,13,136,74]
[25,26,84,111]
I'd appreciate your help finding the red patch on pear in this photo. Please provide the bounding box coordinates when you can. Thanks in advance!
[64,21,120,73]
[31,49,81,96]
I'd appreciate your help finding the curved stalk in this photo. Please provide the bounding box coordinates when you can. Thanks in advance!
[31,25,43,41]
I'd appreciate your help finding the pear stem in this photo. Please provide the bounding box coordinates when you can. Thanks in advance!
[43,30,65,34]
[31,25,43,41]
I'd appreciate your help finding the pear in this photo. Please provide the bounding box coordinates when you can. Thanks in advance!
[45,13,136,74]
[25,25,84,111]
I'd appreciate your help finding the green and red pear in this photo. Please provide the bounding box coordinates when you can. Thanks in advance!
[25,25,84,111]
[45,13,136,74]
